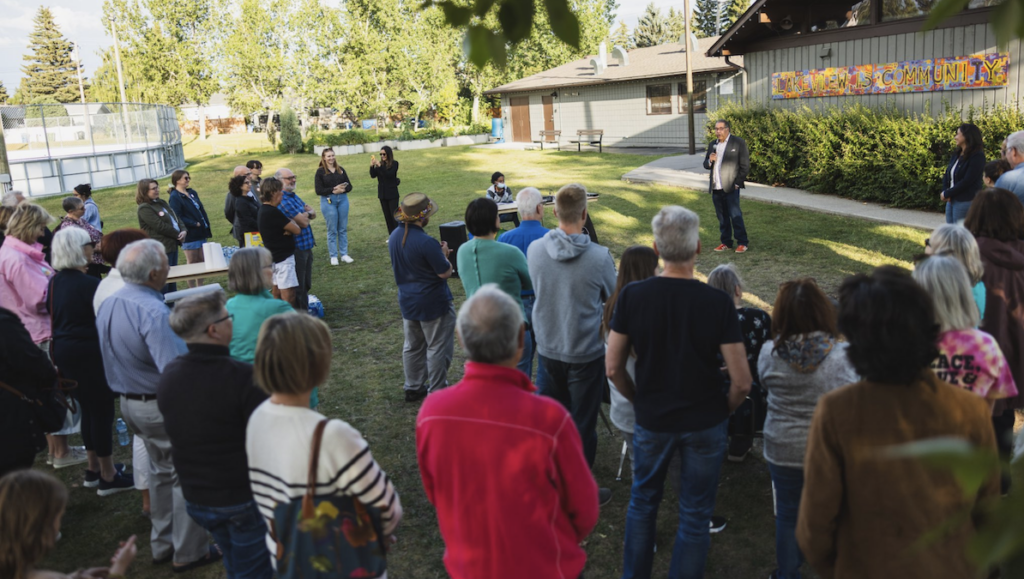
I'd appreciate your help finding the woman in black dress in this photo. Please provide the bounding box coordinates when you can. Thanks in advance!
[370,145,400,237]
[49,227,133,495]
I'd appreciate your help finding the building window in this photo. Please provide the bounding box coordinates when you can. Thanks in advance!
[646,84,672,115]
[678,80,708,113]
[883,0,999,21]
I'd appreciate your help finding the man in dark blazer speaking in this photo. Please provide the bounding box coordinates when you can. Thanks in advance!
[702,120,751,253]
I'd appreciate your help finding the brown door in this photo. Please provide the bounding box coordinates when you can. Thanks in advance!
[510,96,531,143]
[542,96,555,140]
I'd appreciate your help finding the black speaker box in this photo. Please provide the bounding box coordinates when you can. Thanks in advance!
[439,221,467,278]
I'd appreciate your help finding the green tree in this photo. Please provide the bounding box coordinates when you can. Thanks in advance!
[340,0,406,122]
[723,0,748,31]
[633,3,667,48]
[396,8,462,125]
[278,105,302,153]
[18,7,85,103]
[609,21,632,49]
[217,0,288,116]
[691,0,720,38]
[288,0,347,112]
[0,81,8,104]
[665,7,687,43]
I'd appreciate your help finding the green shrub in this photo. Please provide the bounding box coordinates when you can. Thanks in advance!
[707,101,1024,210]
[278,106,303,154]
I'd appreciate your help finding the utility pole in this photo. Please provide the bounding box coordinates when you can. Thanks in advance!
[110,19,128,104]
[716,0,723,36]
[71,42,94,149]
[684,0,696,155]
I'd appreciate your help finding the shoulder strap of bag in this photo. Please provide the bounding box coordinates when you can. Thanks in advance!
[0,379,33,402]
[301,418,331,520]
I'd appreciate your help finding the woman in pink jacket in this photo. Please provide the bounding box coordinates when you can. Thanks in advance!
[0,204,84,468]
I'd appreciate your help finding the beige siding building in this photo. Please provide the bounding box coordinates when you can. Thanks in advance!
[485,38,744,148]
[707,0,1019,115]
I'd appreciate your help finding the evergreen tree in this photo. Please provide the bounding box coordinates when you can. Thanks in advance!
[724,0,749,31]
[19,7,84,103]
[633,3,667,48]
[666,7,687,43]
[692,0,720,38]
[609,21,633,49]
[0,81,8,104]
[278,106,302,154]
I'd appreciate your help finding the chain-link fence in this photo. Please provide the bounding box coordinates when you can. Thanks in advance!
[1,103,185,198]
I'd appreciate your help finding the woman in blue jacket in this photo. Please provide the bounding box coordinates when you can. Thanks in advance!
[168,169,213,287]
[942,123,986,224]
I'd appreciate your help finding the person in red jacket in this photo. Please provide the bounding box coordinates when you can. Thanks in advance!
[416,285,599,579]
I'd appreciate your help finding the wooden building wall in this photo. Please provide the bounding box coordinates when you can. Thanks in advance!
[745,23,1024,114]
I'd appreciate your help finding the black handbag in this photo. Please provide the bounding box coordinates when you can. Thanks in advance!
[0,379,70,455]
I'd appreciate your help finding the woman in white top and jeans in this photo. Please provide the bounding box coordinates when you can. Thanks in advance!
[758,278,858,579]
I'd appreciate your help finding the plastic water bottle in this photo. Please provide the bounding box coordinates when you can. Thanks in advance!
[116,418,130,446]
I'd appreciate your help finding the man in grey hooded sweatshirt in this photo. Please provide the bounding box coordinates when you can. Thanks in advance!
[528,183,617,489]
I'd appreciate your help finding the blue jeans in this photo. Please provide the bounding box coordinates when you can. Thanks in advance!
[945,198,971,224]
[517,295,550,386]
[321,193,349,257]
[768,463,805,579]
[161,250,178,295]
[711,188,748,247]
[622,420,728,579]
[537,355,604,467]
[185,500,273,579]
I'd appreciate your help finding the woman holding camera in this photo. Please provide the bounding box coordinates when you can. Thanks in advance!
[370,145,400,238]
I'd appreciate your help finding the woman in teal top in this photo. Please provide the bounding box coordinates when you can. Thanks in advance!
[928,224,986,321]
[457,198,532,319]
[225,247,320,407]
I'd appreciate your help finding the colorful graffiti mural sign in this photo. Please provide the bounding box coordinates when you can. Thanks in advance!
[771,52,1009,99]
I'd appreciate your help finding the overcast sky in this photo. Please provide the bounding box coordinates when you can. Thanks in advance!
[0,0,667,98]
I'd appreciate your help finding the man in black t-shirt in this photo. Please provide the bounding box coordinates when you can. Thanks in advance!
[256,177,303,307]
[606,205,751,579]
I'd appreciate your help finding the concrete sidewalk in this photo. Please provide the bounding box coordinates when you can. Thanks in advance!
[622,154,945,231]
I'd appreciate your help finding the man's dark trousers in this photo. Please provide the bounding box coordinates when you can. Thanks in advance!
[712,188,748,248]
[294,248,313,312]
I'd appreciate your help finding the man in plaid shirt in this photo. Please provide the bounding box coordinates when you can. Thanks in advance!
[275,168,317,312]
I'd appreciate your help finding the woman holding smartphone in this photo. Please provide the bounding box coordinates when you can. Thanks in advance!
[314,148,354,265]
[370,145,400,238]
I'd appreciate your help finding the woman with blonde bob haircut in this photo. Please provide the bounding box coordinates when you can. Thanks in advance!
[245,313,403,570]
[926,224,986,319]
[0,469,137,579]
[914,255,1018,412]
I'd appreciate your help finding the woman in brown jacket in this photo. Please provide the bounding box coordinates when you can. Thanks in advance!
[964,187,1024,467]
[796,266,998,579]
[136,178,186,294]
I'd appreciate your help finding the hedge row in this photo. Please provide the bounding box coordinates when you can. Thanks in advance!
[302,122,493,150]
[705,101,1024,211]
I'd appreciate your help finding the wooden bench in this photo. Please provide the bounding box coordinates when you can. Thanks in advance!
[569,129,604,152]
[533,130,561,150]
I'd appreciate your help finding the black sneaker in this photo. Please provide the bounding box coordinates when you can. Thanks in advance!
[97,472,135,497]
[727,437,751,463]
[709,515,727,533]
[404,389,428,403]
[598,487,612,507]
[84,463,126,488]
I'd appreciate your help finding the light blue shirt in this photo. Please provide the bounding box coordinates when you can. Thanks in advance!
[995,165,1024,206]
[96,282,187,395]
[82,198,102,231]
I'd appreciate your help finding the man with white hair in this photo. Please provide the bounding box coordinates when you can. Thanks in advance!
[275,167,316,312]
[96,239,220,572]
[498,186,550,381]
[996,130,1024,205]
[606,205,752,578]
[416,285,598,579]
[1,190,25,207]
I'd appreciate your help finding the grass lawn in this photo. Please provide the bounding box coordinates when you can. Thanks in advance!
[35,144,928,579]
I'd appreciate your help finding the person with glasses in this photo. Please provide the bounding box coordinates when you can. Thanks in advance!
[158,289,272,579]
[49,228,135,495]
[55,196,107,278]
[274,168,317,313]
[168,170,213,288]
[370,145,401,238]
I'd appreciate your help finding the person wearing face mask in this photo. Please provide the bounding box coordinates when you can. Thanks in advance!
[486,172,520,227]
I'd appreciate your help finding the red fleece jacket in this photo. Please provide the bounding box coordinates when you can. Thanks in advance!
[416,361,599,579]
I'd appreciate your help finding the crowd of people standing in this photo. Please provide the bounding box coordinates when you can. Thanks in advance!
[1,126,1023,579]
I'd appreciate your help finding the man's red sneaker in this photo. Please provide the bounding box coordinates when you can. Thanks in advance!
[735,245,748,253]
[714,244,729,252]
